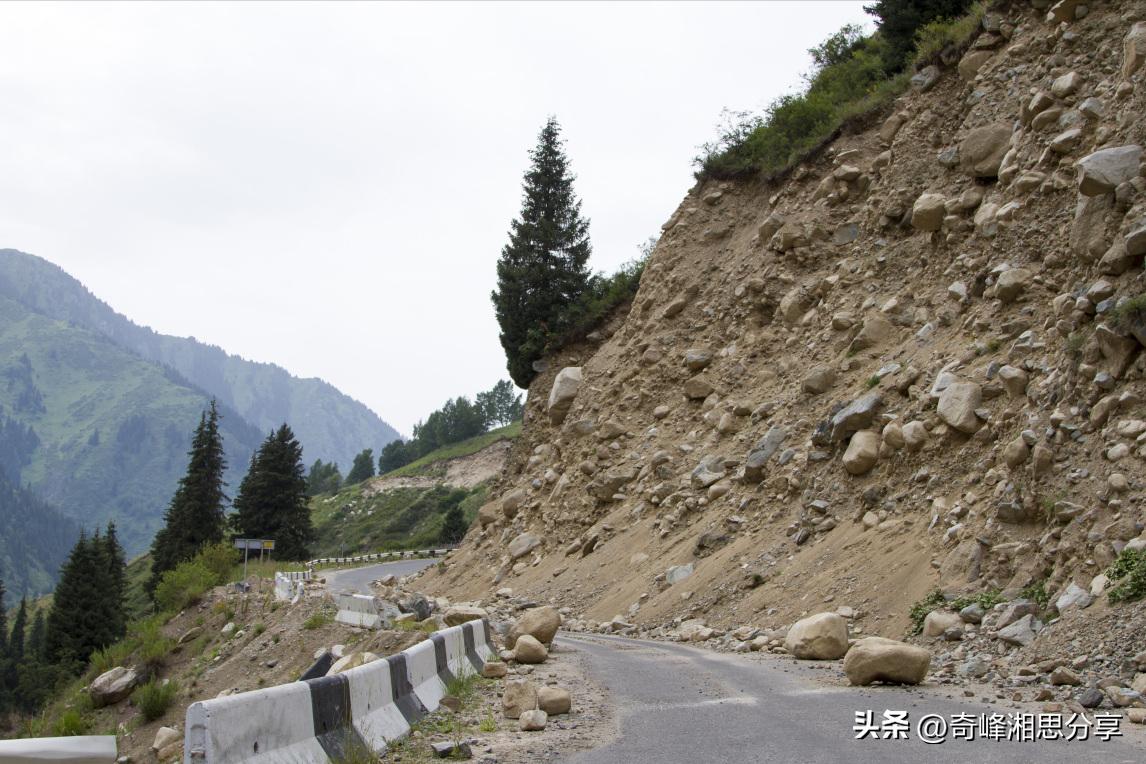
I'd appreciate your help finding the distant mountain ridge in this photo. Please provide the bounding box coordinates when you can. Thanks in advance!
[0,292,263,556]
[0,249,399,470]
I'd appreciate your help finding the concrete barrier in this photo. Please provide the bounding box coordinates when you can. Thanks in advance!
[334,594,385,629]
[184,619,495,763]
[0,735,117,762]
[272,571,311,603]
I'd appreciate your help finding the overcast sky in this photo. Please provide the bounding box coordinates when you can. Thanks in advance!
[0,1,870,435]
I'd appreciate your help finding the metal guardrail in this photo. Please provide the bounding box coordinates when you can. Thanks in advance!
[306,546,456,568]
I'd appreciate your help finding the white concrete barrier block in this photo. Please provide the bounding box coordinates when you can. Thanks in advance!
[0,735,117,763]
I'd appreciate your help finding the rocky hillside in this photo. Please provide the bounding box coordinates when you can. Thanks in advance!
[424,0,1146,670]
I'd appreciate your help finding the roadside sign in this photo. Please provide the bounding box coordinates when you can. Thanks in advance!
[233,538,275,579]
[234,539,275,550]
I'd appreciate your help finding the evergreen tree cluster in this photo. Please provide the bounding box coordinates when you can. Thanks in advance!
[863,0,975,72]
[0,524,126,713]
[232,424,314,561]
[491,117,592,387]
[148,400,228,593]
[45,525,127,671]
[345,448,376,485]
[377,380,522,474]
[306,459,343,496]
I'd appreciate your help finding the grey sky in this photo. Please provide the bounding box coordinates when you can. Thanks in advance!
[0,1,870,435]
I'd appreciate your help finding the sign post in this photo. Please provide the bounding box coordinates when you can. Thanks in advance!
[233,539,276,582]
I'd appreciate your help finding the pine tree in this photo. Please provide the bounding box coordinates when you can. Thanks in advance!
[492,117,592,386]
[233,425,314,561]
[9,598,27,661]
[439,506,468,544]
[27,610,45,659]
[102,522,127,642]
[864,0,973,71]
[46,533,110,671]
[345,449,375,485]
[0,578,7,659]
[149,400,228,593]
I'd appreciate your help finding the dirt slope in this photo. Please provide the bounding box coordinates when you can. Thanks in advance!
[421,0,1146,657]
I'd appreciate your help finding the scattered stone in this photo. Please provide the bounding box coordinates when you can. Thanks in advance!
[482,661,508,679]
[1077,145,1142,196]
[508,533,542,561]
[912,193,946,231]
[937,381,982,434]
[843,431,880,476]
[537,686,572,715]
[960,123,1012,178]
[443,606,488,627]
[548,367,582,425]
[514,635,549,664]
[502,679,538,719]
[508,606,562,647]
[519,709,548,731]
[89,666,139,708]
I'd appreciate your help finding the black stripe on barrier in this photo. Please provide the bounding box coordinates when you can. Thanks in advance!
[300,651,333,681]
[307,674,371,760]
[386,653,426,724]
[429,633,455,686]
[461,623,484,672]
[481,618,493,647]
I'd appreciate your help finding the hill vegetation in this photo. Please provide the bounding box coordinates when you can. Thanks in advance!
[695,0,981,180]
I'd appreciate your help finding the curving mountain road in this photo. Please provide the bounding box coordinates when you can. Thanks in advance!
[560,633,1146,764]
[322,558,438,594]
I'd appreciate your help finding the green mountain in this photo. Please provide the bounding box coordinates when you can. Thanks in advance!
[0,249,399,470]
[0,293,263,556]
[0,465,78,597]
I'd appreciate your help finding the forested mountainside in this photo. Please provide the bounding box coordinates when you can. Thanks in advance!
[0,249,399,469]
[0,465,78,596]
[0,294,262,555]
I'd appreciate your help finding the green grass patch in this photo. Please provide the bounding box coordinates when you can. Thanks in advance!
[1019,579,1050,611]
[908,588,946,635]
[696,4,984,181]
[303,612,332,630]
[52,708,89,736]
[394,619,438,634]
[133,678,179,722]
[1106,549,1146,603]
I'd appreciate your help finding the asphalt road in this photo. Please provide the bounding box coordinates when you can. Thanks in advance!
[322,558,437,594]
[561,633,1146,764]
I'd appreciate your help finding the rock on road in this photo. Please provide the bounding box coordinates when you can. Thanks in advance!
[323,558,437,594]
[562,634,1146,764]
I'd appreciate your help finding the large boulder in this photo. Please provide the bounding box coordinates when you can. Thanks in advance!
[937,381,982,434]
[547,367,582,425]
[513,635,549,664]
[960,123,1012,178]
[329,652,380,675]
[784,613,849,660]
[507,605,562,648]
[89,666,140,707]
[502,679,538,719]
[842,431,880,476]
[1077,146,1142,196]
[843,637,931,686]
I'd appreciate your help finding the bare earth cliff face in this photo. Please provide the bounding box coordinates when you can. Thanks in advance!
[423,1,1146,665]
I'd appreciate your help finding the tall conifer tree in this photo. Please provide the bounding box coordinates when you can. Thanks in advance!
[492,117,592,386]
[233,424,313,560]
[149,400,228,593]
[9,598,26,661]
